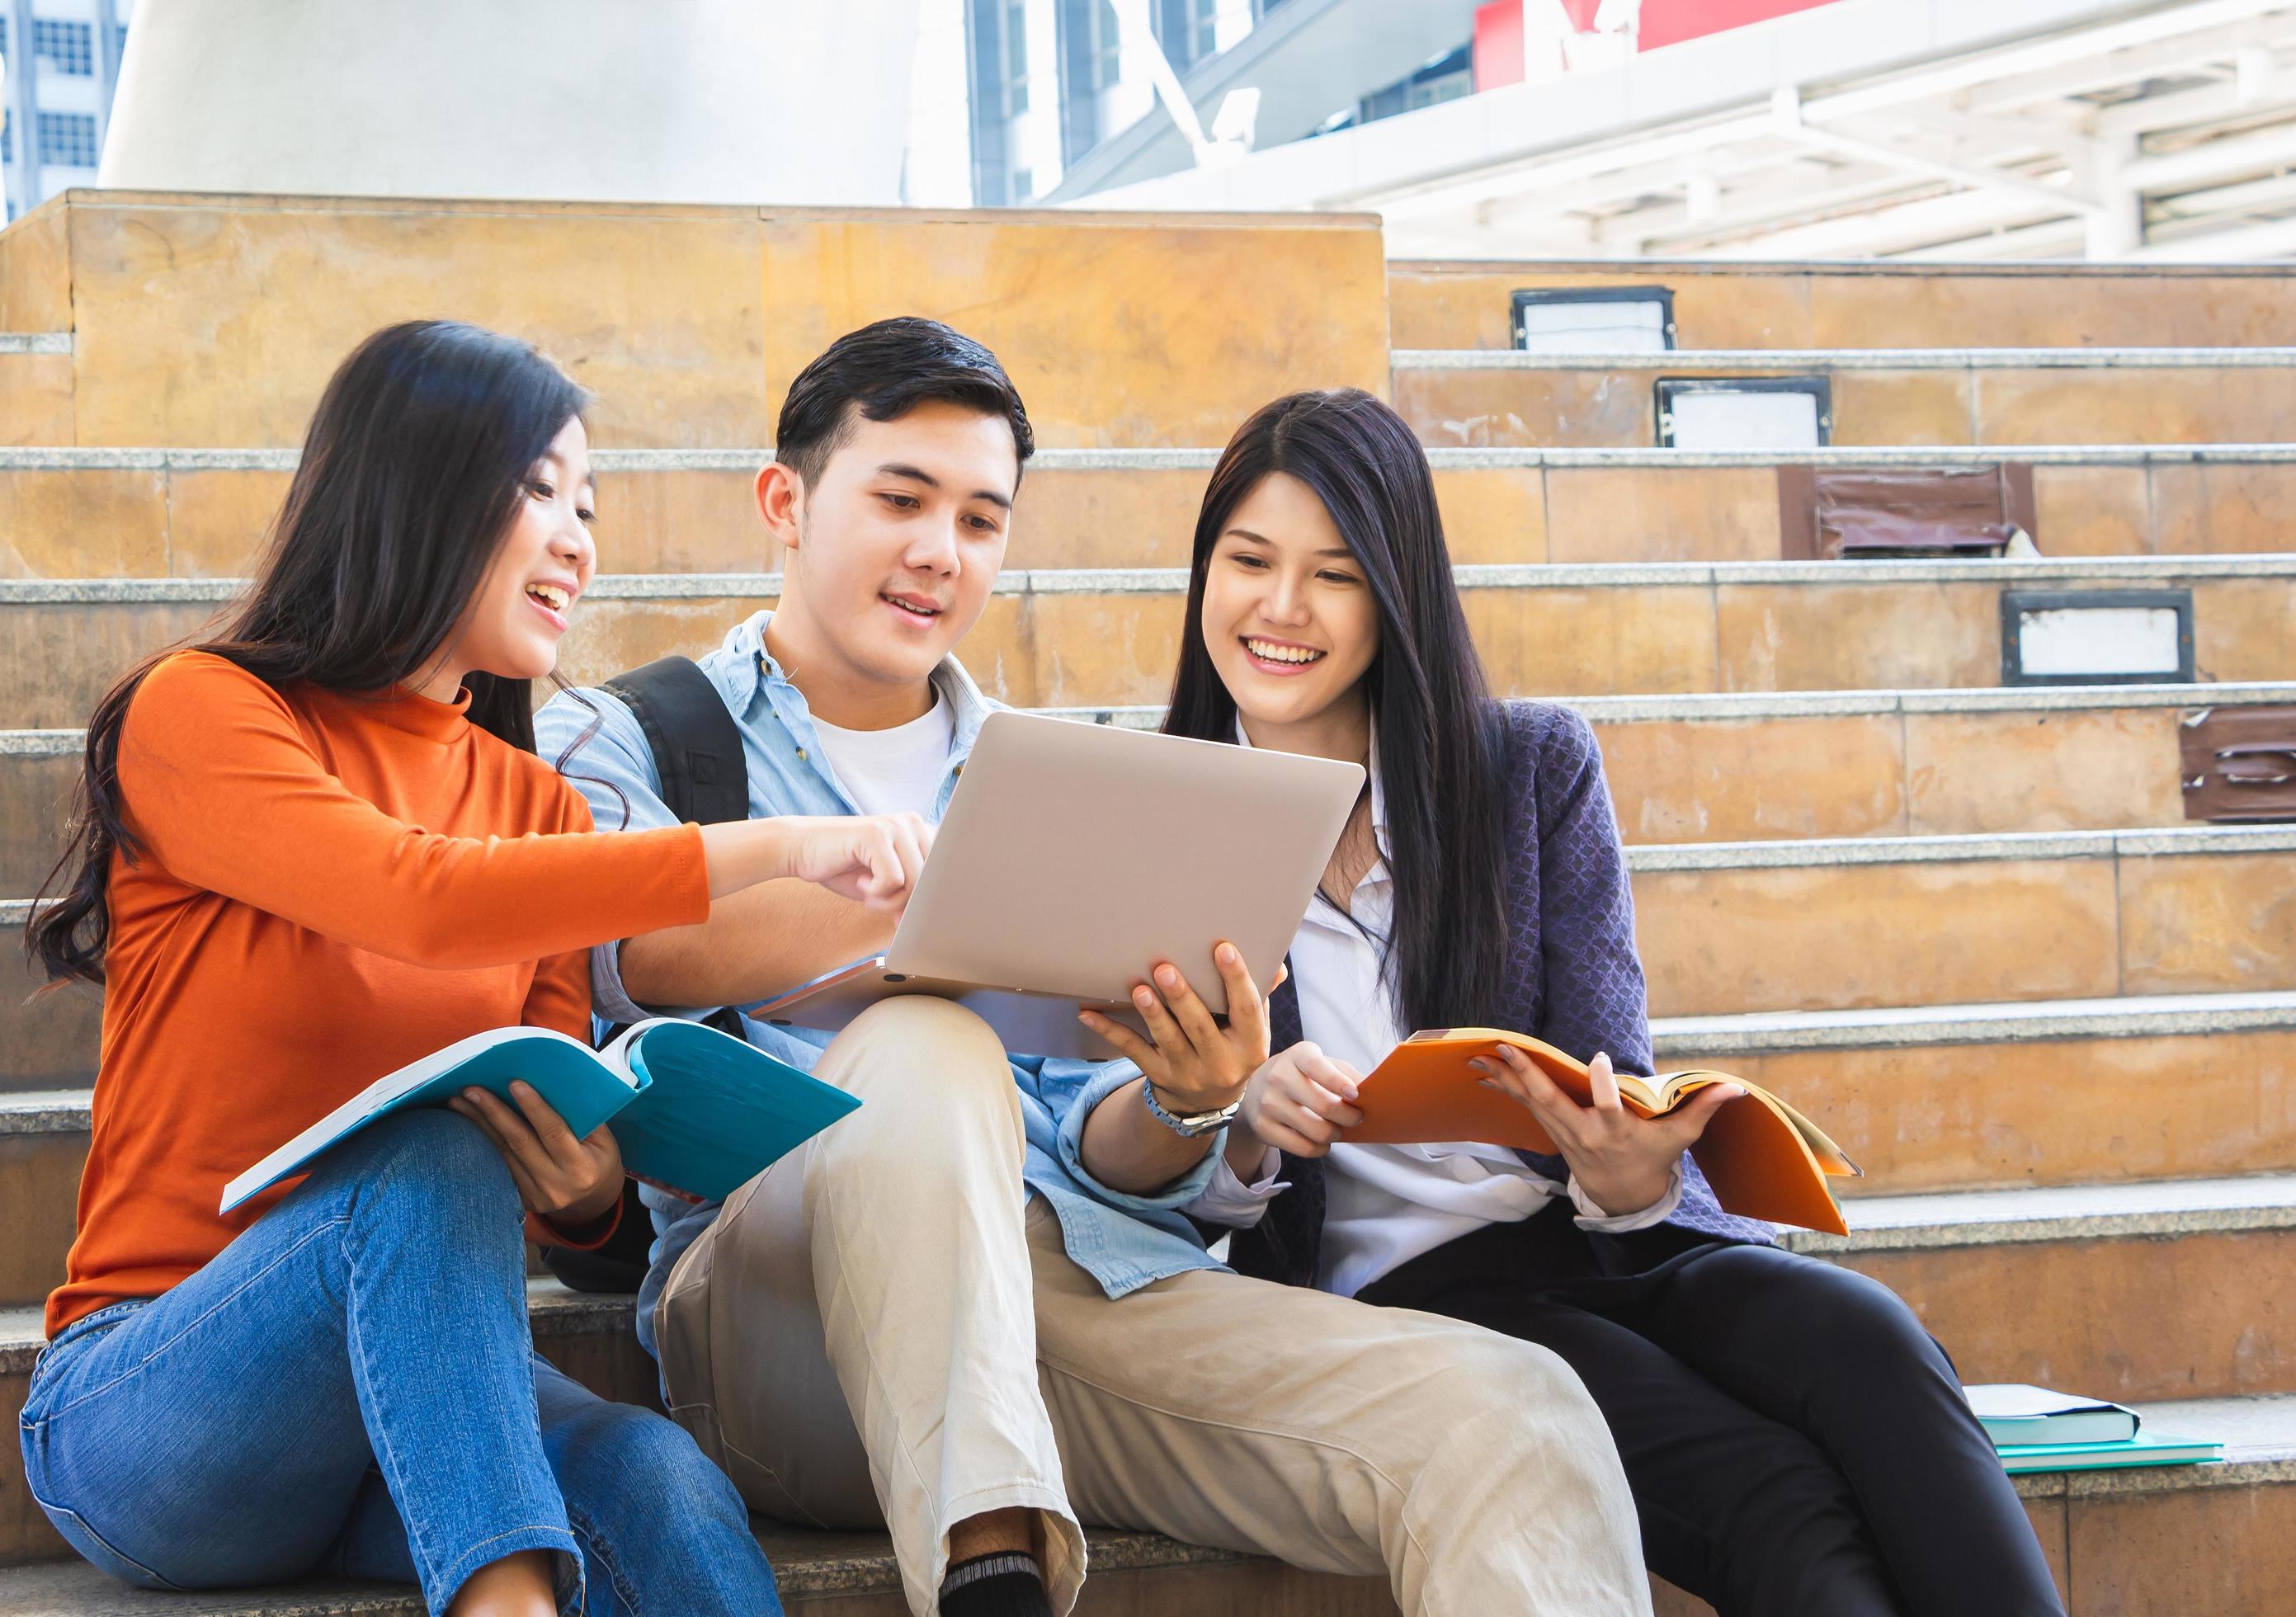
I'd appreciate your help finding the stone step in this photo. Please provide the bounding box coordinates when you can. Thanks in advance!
[1634,823,2296,1018]
[1788,1176,2296,1402]
[1578,681,2296,846]
[1386,258,2296,351]
[7,991,2293,1304]
[0,957,93,1094]
[7,442,2296,581]
[0,342,69,448]
[12,677,2292,889]
[1655,991,2296,1200]
[0,1091,87,1308]
[2,555,2291,727]
[1393,346,2296,450]
[1045,681,2296,847]
[0,1534,1403,1617]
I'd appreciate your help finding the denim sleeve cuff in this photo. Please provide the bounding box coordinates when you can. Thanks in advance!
[589,938,655,1027]
[1568,1164,1685,1232]
[1054,1062,1224,1211]
[1178,1145,1287,1228]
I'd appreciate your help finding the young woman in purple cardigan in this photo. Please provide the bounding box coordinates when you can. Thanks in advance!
[1143,389,2064,1617]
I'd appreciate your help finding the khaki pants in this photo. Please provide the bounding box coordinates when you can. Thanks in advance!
[656,997,1651,1617]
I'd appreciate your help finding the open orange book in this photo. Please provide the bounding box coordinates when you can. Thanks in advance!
[1349,1029,1861,1236]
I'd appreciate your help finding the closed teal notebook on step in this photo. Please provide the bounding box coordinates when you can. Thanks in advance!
[1992,1430,2222,1474]
[224,1017,859,1212]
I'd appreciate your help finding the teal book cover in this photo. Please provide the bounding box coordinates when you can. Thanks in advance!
[224,1019,858,1212]
[1993,1431,2223,1475]
[613,1018,860,1202]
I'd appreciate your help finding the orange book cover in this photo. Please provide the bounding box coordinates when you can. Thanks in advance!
[1346,1028,1860,1236]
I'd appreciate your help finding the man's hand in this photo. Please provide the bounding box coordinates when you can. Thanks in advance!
[776,813,934,911]
[1469,1047,1741,1217]
[1077,942,1271,1112]
[450,1081,625,1228]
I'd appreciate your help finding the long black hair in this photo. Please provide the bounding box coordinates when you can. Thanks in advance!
[28,318,591,986]
[1162,388,1511,1031]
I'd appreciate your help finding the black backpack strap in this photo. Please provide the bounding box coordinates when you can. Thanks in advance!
[594,655,747,1048]
[545,656,751,1296]
[600,656,749,827]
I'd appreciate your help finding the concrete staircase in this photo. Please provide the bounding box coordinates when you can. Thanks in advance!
[2,194,2294,1612]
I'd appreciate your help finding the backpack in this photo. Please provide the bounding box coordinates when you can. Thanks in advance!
[539,656,752,1294]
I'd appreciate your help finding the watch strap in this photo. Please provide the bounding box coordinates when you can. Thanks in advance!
[1141,1076,1240,1138]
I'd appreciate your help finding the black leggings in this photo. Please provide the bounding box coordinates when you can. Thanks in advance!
[1356,1207,2065,1617]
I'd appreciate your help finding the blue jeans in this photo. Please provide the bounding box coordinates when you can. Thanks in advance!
[18,1109,782,1617]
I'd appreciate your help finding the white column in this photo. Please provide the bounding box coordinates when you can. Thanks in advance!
[98,0,925,206]
[2081,130,2142,259]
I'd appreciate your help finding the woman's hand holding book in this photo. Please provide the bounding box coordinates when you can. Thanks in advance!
[1228,1043,1365,1172]
[449,1078,625,1232]
[1468,1047,1742,1218]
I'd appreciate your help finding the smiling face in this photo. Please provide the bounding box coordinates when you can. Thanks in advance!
[435,416,596,691]
[1200,471,1381,741]
[759,398,1017,720]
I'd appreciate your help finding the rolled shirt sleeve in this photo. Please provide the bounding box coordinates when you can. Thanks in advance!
[1179,1144,1287,1229]
[1568,1167,1684,1233]
[1035,1058,1225,1214]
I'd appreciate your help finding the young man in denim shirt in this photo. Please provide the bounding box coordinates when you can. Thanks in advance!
[535,318,1649,1617]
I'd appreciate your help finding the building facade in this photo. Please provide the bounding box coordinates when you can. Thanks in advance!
[968,0,1487,207]
[1,0,130,223]
[968,1,1289,206]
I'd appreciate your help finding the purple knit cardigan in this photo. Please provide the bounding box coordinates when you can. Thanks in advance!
[1226,699,1774,1289]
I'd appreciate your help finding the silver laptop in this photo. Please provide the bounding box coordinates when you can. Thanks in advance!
[747,710,1365,1059]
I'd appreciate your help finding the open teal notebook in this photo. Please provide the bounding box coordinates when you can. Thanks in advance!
[222,1018,859,1213]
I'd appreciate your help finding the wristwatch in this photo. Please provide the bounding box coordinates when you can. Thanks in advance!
[1141,1077,1241,1138]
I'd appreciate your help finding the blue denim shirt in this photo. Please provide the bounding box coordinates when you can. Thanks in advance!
[533,611,1224,1355]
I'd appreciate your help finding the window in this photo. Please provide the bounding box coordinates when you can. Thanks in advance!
[33,18,94,77]
[2001,590,2194,686]
[1513,289,1677,354]
[38,112,100,169]
[1058,0,1121,164]
[1004,2,1030,114]
[1190,0,1219,60]
[1407,72,1473,111]
[1654,376,1833,450]
[2,117,12,164]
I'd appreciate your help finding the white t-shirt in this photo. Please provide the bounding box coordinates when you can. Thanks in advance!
[810,696,956,819]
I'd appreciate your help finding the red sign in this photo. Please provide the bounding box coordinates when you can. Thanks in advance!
[1638,0,1846,51]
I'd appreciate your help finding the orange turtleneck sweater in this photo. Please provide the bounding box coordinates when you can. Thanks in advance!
[50,651,712,1336]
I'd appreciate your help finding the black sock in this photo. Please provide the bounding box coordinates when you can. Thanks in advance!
[938,1550,1052,1617]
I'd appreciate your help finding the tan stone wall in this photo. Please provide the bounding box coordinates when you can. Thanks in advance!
[1839,1230,2296,1401]
[9,460,2296,578]
[12,193,1390,452]
[1395,365,2296,450]
[1388,261,2296,350]
[0,205,71,333]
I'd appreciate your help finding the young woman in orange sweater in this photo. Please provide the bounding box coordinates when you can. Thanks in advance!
[19,321,928,1617]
